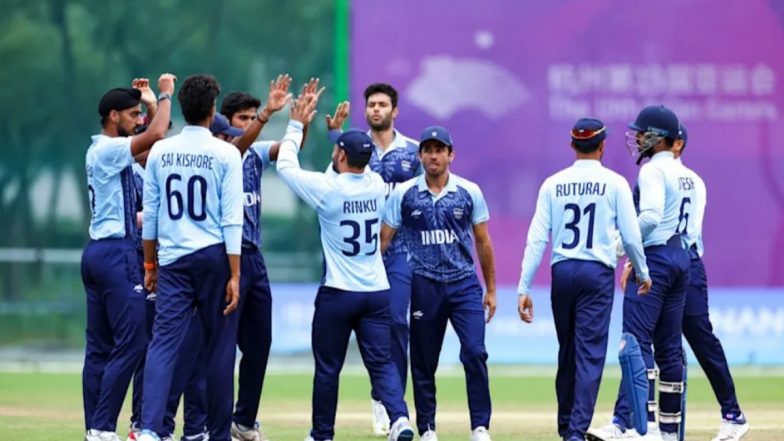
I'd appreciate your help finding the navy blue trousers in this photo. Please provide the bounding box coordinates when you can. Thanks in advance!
[131,250,156,430]
[682,254,742,419]
[162,311,208,437]
[141,244,239,441]
[551,260,614,440]
[371,252,412,401]
[82,238,147,432]
[233,248,273,428]
[614,237,690,434]
[310,286,409,441]
[410,273,491,435]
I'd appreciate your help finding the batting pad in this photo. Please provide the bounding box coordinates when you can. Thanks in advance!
[619,332,648,436]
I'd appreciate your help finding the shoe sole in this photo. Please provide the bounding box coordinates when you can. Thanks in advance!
[396,428,415,441]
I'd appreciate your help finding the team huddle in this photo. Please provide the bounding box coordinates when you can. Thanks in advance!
[80,72,747,441]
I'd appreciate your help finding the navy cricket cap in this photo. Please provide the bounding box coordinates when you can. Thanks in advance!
[98,87,142,117]
[628,105,679,139]
[329,129,374,160]
[209,113,244,137]
[419,125,453,147]
[571,118,606,148]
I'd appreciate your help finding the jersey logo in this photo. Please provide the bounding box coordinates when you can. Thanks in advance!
[453,207,464,220]
[411,209,422,218]
[401,160,412,172]
[412,310,424,320]
[421,229,459,245]
[244,192,260,207]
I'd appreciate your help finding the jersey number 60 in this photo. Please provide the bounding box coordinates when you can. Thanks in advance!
[166,174,208,221]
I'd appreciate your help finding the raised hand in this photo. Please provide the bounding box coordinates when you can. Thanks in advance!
[326,101,350,130]
[290,86,324,126]
[263,74,293,115]
[158,73,177,95]
[132,78,156,105]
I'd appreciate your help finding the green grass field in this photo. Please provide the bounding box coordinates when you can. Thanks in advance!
[1,367,782,440]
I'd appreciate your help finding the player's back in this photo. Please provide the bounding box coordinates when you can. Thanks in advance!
[676,160,706,256]
[144,126,243,265]
[317,171,389,291]
[637,152,698,247]
[544,160,633,268]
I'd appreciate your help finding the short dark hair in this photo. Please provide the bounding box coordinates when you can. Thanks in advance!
[178,74,221,125]
[346,155,371,169]
[363,83,398,108]
[221,92,261,119]
[571,140,602,154]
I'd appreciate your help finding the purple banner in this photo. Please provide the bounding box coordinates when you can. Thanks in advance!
[352,0,784,287]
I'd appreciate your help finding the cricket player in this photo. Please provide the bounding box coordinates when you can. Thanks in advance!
[276,89,415,441]
[137,74,244,441]
[516,118,651,441]
[82,74,175,441]
[673,126,749,441]
[326,83,422,435]
[218,75,297,441]
[588,105,696,441]
[381,126,496,441]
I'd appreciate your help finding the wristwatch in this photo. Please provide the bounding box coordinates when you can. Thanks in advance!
[157,92,172,102]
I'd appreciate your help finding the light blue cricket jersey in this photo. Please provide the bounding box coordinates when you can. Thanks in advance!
[384,173,489,283]
[636,151,698,248]
[677,158,707,257]
[517,160,650,295]
[142,125,244,266]
[85,135,137,240]
[277,121,389,292]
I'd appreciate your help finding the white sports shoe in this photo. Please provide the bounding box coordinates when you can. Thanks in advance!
[371,399,391,436]
[586,423,639,440]
[711,417,750,441]
[232,421,267,441]
[136,430,161,441]
[639,422,661,440]
[659,431,677,441]
[470,426,491,441]
[387,417,415,441]
[420,430,438,441]
[86,429,122,441]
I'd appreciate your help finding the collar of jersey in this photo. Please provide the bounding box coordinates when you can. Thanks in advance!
[572,159,601,168]
[416,172,458,195]
[651,151,674,161]
[181,125,212,134]
[368,129,409,158]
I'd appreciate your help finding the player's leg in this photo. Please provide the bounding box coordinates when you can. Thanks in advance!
[141,257,198,436]
[81,241,112,433]
[569,262,614,440]
[370,253,411,436]
[91,242,147,432]
[356,288,414,439]
[612,251,668,431]
[193,244,238,441]
[652,246,689,438]
[161,311,206,438]
[682,257,747,440]
[233,251,273,440]
[446,274,491,434]
[309,286,359,441]
[129,253,156,440]
[409,274,449,436]
[550,262,579,438]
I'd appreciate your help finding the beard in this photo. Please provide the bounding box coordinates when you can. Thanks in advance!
[367,114,393,132]
[118,126,133,137]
